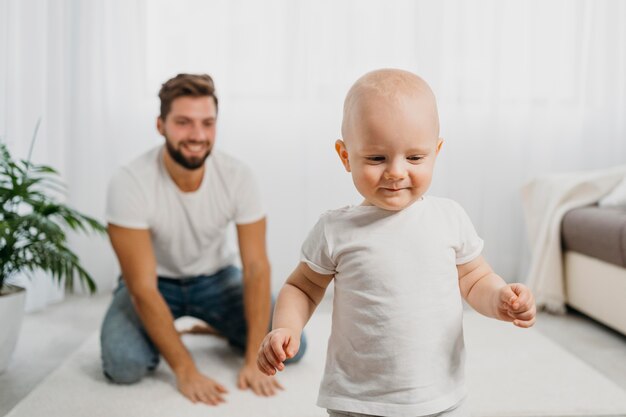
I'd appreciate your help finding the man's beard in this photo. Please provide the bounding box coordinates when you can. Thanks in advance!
[164,138,211,170]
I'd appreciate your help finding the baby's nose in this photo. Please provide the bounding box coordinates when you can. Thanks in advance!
[384,161,407,180]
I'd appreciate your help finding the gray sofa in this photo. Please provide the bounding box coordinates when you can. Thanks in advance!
[561,205,626,335]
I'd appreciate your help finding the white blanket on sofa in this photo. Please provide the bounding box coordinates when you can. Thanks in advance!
[521,165,626,313]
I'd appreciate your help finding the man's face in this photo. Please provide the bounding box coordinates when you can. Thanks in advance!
[157,96,217,170]
[337,94,442,211]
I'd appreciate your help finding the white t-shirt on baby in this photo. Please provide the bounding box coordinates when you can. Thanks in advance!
[301,196,483,417]
[106,145,264,278]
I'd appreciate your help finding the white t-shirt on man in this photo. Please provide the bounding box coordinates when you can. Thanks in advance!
[106,145,264,278]
[301,196,483,417]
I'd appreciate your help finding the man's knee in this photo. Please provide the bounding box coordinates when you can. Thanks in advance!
[101,349,156,384]
[103,362,149,384]
[100,332,159,384]
[100,283,160,384]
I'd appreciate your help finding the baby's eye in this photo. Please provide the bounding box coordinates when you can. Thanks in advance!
[365,156,385,163]
[407,155,424,162]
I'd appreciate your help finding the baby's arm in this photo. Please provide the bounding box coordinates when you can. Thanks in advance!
[458,255,536,328]
[257,262,333,375]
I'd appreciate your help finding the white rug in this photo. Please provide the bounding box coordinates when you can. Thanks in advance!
[7,312,626,417]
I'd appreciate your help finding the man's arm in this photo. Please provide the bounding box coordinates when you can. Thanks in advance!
[235,218,285,395]
[235,218,271,365]
[108,224,227,405]
[458,255,536,327]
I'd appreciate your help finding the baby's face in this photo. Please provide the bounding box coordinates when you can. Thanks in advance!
[338,93,442,211]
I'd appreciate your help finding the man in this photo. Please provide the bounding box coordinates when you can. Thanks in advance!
[100,73,305,406]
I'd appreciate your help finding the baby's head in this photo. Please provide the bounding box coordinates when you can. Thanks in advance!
[336,69,443,211]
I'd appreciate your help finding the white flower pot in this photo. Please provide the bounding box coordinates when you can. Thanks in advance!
[0,284,26,373]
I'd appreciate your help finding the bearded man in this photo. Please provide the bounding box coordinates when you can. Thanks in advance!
[100,74,305,406]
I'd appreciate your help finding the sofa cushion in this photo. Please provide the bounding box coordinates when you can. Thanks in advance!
[561,205,626,268]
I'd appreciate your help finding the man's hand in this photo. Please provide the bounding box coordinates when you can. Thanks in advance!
[256,328,301,376]
[238,362,284,396]
[495,283,537,328]
[176,368,228,406]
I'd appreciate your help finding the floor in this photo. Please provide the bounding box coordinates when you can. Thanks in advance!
[1,294,625,417]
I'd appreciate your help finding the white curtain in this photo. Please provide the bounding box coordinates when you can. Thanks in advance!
[0,0,145,310]
[2,0,625,311]
[143,0,626,288]
[1,0,72,310]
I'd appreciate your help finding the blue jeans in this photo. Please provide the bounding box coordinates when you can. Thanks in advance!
[100,265,307,384]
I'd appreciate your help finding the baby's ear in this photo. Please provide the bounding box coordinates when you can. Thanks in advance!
[335,139,351,172]
[436,138,444,155]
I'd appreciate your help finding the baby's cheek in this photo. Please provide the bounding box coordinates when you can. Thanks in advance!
[414,167,434,186]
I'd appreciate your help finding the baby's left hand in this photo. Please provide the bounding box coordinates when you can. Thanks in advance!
[496,283,536,328]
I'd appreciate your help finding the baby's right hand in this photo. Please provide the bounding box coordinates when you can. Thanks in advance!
[256,328,301,376]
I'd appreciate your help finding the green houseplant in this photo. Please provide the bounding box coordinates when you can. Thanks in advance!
[0,142,106,293]
[0,135,106,372]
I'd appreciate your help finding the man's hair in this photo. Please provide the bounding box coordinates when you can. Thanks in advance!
[158,73,218,120]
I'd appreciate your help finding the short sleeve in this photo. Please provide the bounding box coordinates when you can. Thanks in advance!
[300,215,336,275]
[452,202,484,265]
[105,168,150,229]
[232,164,265,224]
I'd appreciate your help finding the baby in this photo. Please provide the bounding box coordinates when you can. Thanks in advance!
[257,69,536,417]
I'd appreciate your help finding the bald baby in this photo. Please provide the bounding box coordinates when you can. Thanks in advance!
[258,67,536,417]
[334,68,444,211]
[340,68,440,146]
